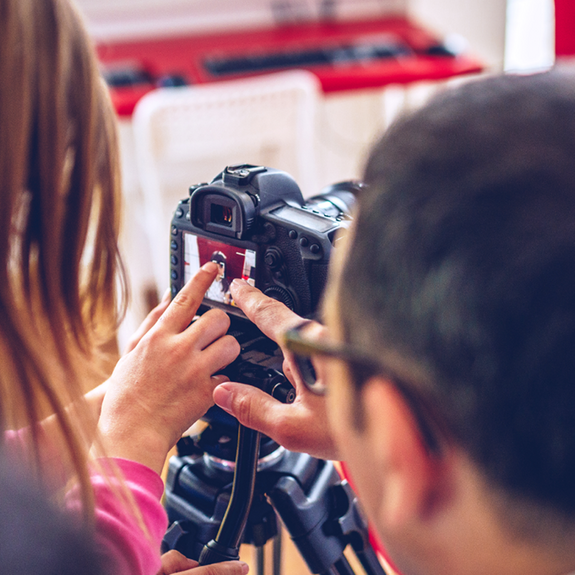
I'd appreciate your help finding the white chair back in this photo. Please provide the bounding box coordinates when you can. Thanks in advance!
[131,70,321,297]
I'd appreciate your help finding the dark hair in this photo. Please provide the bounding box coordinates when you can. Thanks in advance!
[337,68,575,522]
[210,251,227,266]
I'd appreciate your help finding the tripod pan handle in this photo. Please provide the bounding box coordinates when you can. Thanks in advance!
[198,539,240,565]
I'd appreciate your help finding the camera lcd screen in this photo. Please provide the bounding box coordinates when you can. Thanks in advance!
[183,232,256,307]
[272,205,337,233]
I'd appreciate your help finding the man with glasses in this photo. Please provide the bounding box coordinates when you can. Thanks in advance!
[213,68,575,575]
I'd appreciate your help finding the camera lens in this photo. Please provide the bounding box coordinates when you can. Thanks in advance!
[211,204,233,227]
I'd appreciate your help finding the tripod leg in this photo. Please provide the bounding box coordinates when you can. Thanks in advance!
[255,546,265,575]
[353,547,386,575]
[266,458,387,575]
[267,463,352,574]
[272,528,282,575]
[327,557,355,575]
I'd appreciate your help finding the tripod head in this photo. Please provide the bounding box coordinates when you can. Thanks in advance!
[163,317,296,562]
[164,429,387,575]
[162,318,387,575]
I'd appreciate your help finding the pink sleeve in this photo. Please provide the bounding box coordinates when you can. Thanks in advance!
[67,458,168,575]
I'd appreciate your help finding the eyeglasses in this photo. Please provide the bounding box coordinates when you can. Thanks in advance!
[283,320,380,395]
[283,320,444,454]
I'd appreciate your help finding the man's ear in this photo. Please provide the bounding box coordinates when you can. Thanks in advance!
[359,376,451,530]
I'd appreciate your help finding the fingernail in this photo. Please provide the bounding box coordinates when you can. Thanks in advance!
[161,288,171,302]
[231,278,249,289]
[239,561,249,574]
[202,261,218,273]
[214,384,233,413]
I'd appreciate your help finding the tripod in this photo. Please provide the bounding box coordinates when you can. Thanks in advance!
[162,409,387,575]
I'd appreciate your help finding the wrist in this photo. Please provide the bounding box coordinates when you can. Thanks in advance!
[97,417,172,476]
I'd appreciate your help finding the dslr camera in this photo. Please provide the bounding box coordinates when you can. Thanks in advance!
[163,165,359,559]
[170,164,355,318]
[169,165,356,431]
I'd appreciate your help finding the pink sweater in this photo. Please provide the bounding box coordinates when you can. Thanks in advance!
[5,430,167,574]
[84,458,167,575]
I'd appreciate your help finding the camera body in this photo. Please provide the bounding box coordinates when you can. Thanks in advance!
[169,165,355,437]
[169,164,355,320]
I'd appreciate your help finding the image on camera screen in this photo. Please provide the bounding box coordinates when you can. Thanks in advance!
[183,232,256,307]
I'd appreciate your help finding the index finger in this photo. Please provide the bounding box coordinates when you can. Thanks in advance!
[160,262,219,333]
[229,279,304,343]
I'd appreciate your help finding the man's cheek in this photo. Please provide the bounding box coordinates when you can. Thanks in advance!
[325,361,355,445]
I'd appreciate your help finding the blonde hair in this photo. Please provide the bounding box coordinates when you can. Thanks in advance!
[0,0,127,518]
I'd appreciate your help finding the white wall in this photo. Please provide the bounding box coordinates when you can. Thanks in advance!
[76,0,506,346]
[76,0,509,71]
[408,0,507,71]
[76,0,406,41]
[505,0,554,72]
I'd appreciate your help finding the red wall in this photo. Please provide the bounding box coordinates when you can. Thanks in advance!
[555,0,575,56]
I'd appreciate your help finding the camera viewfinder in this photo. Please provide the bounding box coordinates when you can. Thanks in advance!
[211,204,233,227]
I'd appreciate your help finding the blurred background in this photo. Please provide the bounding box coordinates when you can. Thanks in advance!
[74,0,557,348]
[74,2,564,571]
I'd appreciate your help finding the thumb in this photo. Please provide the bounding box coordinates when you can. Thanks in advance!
[191,561,249,575]
[213,382,284,435]
[158,550,197,574]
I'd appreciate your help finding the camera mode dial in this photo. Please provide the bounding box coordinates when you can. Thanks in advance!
[264,286,296,311]
[223,164,266,186]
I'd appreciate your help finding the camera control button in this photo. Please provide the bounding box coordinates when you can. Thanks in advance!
[171,240,178,251]
[288,230,298,240]
[171,226,178,236]
[175,207,184,218]
[264,248,282,269]
[310,244,321,254]
[263,222,276,239]
[299,237,309,248]
[171,255,178,265]
[171,270,178,280]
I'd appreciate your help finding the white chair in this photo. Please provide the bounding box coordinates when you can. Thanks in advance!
[130,69,321,305]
